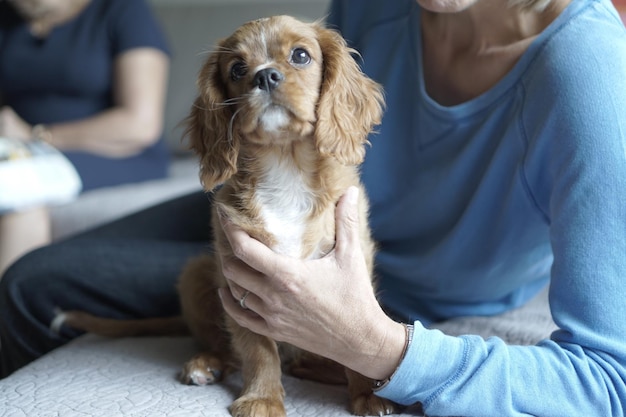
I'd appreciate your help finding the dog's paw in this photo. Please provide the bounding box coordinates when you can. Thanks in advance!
[229,395,286,417]
[180,354,224,386]
[350,393,399,416]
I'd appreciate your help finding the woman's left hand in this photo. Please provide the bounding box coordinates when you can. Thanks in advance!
[0,106,32,140]
[218,187,406,380]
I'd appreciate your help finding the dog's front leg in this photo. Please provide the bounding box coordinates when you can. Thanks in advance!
[230,328,286,417]
[345,369,399,416]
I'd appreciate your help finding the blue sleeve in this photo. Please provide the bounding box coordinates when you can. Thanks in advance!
[107,0,169,56]
[376,1,626,415]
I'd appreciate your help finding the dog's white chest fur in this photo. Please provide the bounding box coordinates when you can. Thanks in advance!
[255,154,313,258]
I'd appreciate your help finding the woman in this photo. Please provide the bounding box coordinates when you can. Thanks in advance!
[2,0,625,415]
[0,0,170,273]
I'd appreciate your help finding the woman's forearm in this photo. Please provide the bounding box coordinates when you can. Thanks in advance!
[45,105,164,157]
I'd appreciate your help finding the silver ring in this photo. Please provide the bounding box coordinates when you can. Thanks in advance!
[239,291,250,310]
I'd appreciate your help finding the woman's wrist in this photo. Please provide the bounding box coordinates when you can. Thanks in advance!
[372,323,414,391]
[31,124,54,144]
[347,316,409,382]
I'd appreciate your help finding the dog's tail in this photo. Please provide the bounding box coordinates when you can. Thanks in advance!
[56,310,188,338]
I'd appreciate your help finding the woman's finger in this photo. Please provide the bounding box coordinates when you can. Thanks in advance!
[227,280,247,301]
[334,186,362,258]
[219,210,287,277]
[218,287,267,332]
[220,252,269,297]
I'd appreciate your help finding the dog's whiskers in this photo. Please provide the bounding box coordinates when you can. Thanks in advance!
[228,107,243,144]
[197,46,238,57]
[204,96,247,111]
[220,97,245,106]
[192,101,208,111]
[190,98,239,112]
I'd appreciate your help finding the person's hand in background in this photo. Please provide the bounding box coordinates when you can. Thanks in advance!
[0,106,32,140]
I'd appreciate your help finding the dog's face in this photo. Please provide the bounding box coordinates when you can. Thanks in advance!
[215,16,323,142]
[186,15,384,190]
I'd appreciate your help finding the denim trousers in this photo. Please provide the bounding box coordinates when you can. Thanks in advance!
[0,191,213,378]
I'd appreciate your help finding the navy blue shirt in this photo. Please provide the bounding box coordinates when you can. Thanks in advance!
[0,0,170,191]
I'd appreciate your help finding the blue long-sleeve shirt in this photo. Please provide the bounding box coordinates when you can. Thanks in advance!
[328,0,626,415]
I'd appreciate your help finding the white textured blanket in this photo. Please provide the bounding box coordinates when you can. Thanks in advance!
[0,288,556,417]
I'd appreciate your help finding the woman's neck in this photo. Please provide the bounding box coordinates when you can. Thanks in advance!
[26,0,91,38]
[420,0,570,105]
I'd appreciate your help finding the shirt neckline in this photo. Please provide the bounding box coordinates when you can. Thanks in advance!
[411,0,585,120]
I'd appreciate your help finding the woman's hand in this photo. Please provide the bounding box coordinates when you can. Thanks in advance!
[219,186,407,380]
[0,106,32,140]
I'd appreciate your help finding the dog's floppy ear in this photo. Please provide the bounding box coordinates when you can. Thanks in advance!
[314,24,384,165]
[184,45,240,191]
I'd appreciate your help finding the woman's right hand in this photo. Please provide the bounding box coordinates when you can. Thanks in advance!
[218,187,408,381]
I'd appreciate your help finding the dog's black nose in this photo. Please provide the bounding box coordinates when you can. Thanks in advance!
[254,68,284,91]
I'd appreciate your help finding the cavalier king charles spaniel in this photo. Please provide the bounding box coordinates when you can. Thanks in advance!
[64,15,393,416]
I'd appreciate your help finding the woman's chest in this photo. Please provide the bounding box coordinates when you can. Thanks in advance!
[0,23,112,97]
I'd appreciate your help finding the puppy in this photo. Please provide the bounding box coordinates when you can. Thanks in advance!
[65,15,394,417]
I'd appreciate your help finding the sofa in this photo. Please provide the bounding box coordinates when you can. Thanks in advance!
[1,287,557,416]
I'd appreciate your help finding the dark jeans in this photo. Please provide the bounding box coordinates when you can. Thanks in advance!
[0,191,213,379]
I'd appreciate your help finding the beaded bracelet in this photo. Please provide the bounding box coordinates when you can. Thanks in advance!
[372,323,414,391]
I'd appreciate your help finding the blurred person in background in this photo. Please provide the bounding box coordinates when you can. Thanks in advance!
[0,0,170,274]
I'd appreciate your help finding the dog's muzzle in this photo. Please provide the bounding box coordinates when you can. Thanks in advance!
[254,68,284,92]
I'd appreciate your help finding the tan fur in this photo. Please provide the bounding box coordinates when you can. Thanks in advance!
[64,15,394,416]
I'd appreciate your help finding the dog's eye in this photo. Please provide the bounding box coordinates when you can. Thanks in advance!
[290,48,311,66]
[230,62,247,81]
